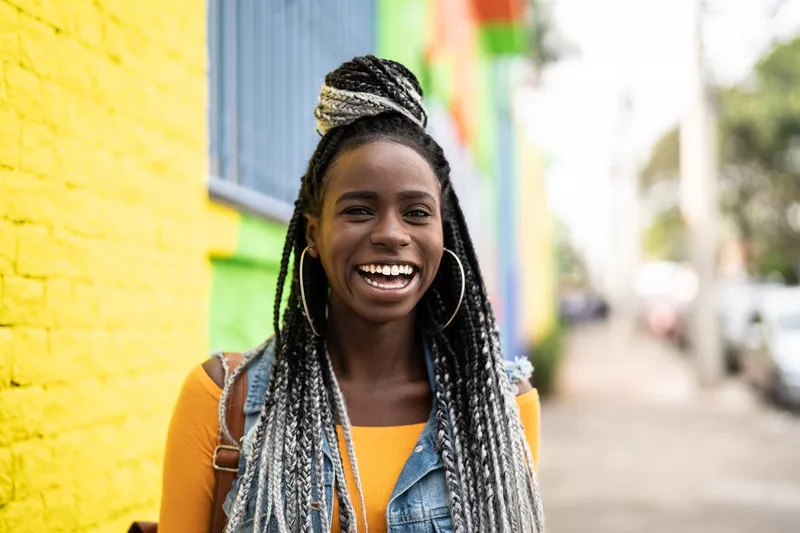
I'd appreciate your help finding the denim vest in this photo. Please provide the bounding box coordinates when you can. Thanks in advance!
[221,340,532,532]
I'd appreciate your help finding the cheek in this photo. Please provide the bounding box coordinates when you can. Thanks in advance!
[318,224,356,276]
[424,233,445,283]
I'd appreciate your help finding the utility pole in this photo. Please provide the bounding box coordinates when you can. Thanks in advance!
[609,0,639,342]
[680,0,723,386]
[609,91,639,338]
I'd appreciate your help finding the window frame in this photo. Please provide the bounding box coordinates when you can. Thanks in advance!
[206,0,293,223]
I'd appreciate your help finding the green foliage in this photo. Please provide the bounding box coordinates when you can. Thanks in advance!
[528,0,576,74]
[756,249,798,283]
[641,36,800,277]
[640,128,680,188]
[528,321,564,398]
[642,207,687,262]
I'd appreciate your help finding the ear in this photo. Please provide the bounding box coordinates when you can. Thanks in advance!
[304,214,320,258]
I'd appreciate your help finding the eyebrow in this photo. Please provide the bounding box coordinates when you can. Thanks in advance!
[335,190,436,205]
[398,190,436,202]
[335,190,379,205]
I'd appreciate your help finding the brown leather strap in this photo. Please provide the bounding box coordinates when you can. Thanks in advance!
[128,522,157,533]
[210,353,247,533]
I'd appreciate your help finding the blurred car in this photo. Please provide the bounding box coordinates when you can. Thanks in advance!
[633,261,697,345]
[640,296,688,345]
[717,280,784,373]
[558,289,610,324]
[740,286,800,409]
[672,279,784,366]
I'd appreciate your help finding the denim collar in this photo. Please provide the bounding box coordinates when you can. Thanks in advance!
[247,337,440,475]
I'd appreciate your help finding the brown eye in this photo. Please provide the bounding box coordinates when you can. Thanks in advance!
[343,207,372,216]
[405,209,432,220]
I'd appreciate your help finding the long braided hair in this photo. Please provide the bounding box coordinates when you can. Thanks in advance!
[221,55,545,533]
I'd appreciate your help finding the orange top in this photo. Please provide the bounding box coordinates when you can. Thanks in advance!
[159,365,541,533]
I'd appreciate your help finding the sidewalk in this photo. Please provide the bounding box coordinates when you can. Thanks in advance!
[538,320,800,533]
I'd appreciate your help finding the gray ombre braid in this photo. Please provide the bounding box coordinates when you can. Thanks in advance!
[220,55,545,533]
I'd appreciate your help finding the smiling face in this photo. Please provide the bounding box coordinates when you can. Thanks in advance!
[305,139,444,326]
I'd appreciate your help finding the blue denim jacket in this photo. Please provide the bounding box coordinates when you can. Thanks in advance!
[221,340,532,532]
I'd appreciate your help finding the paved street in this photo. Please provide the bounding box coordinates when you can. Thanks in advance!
[538,320,800,533]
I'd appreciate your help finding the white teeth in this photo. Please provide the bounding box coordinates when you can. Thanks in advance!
[362,276,412,289]
[358,264,416,276]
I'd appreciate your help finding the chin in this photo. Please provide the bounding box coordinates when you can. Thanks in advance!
[353,301,417,326]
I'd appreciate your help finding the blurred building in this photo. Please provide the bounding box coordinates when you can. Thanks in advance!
[0,0,556,530]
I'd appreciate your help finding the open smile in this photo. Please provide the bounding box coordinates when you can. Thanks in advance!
[356,263,418,291]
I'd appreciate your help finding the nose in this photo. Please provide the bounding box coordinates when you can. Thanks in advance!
[370,212,411,249]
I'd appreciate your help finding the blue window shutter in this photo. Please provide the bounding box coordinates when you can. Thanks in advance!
[208,0,376,206]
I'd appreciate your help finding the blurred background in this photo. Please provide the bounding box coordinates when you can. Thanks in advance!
[0,0,799,531]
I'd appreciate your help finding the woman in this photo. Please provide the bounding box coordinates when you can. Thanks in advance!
[159,56,545,533]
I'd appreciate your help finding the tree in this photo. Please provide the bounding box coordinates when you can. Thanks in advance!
[553,217,590,285]
[641,127,680,189]
[527,0,577,82]
[642,206,687,262]
[640,36,800,283]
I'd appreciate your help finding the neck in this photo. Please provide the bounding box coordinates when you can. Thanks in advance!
[325,299,424,386]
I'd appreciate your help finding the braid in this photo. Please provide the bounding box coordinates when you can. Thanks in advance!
[273,205,302,348]
[222,341,278,532]
[352,56,427,124]
[297,355,315,533]
[431,339,469,533]
[308,340,330,529]
[438,336,476,530]
[282,355,303,531]
[225,55,544,533]
[318,348,359,532]
[322,351,369,533]
[443,221,515,529]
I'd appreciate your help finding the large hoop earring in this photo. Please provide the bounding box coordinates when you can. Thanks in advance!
[429,247,466,334]
[299,246,322,337]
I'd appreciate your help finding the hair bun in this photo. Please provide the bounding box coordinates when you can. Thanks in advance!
[314,55,428,135]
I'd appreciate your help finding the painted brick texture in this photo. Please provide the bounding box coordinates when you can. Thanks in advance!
[0,1,208,531]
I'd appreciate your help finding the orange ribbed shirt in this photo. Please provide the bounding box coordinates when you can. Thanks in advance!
[158,365,541,533]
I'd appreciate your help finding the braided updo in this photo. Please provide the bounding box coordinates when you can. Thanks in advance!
[315,56,428,134]
[222,55,545,533]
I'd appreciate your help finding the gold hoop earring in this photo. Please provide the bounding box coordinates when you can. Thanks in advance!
[428,247,466,334]
[299,246,322,337]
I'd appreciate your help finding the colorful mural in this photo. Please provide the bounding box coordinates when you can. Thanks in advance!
[0,1,556,529]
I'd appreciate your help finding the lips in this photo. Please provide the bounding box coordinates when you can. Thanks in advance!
[356,263,417,290]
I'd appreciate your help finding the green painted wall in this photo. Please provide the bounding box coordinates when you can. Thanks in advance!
[479,23,527,55]
[376,0,430,83]
[208,214,287,351]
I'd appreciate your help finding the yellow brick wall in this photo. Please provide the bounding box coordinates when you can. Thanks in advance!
[0,1,208,531]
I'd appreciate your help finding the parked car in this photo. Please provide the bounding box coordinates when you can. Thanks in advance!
[633,261,697,346]
[672,279,784,367]
[717,280,784,373]
[558,288,610,324]
[740,287,800,409]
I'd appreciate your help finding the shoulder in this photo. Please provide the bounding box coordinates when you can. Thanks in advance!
[202,357,225,389]
[202,338,278,391]
[515,377,533,395]
[200,354,245,389]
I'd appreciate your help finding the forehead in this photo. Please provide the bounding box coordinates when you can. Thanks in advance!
[324,140,440,199]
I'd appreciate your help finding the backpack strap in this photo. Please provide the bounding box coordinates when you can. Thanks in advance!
[211,352,247,533]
